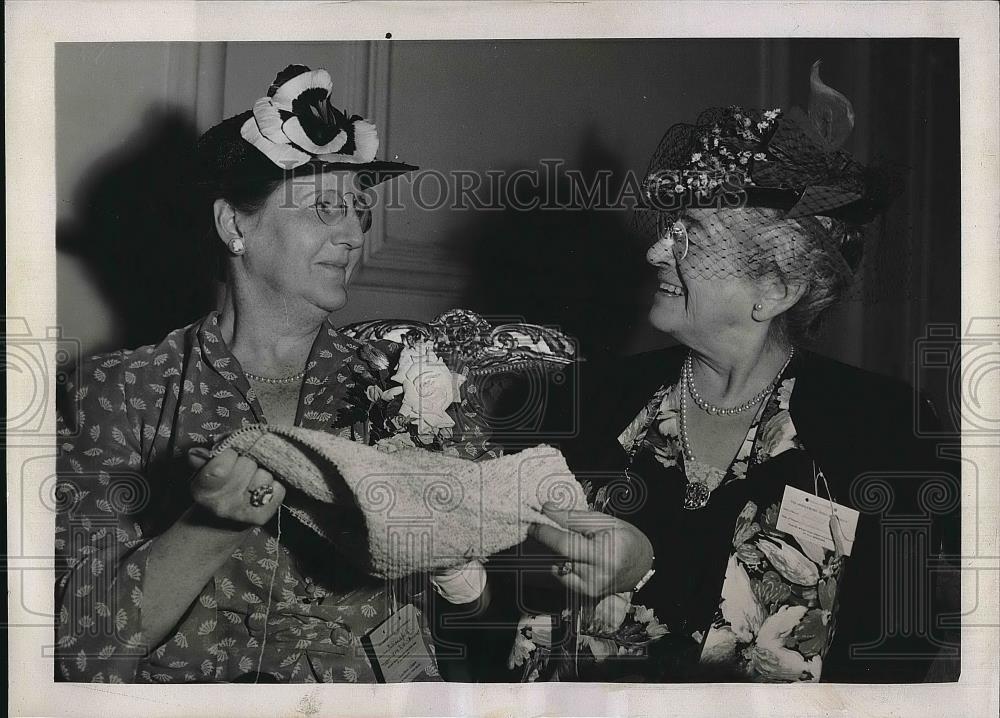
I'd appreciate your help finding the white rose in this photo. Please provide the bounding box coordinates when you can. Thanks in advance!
[387,341,466,436]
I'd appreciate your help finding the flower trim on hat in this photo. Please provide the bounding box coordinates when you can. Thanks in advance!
[239,64,379,169]
[640,62,896,224]
[644,107,782,203]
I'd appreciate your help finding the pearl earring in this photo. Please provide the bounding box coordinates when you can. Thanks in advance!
[228,238,245,255]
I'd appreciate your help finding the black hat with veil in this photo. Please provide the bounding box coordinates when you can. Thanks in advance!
[631,61,903,294]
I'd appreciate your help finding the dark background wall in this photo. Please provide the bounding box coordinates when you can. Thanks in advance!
[55,39,960,429]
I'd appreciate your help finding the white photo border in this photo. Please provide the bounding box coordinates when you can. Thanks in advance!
[6,2,998,716]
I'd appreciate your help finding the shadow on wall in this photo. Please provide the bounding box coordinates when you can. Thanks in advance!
[57,105,218,356]
[58,113,668,362]
[456,132,659,361]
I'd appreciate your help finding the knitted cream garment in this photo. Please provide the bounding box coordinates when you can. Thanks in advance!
[212,424,586,579]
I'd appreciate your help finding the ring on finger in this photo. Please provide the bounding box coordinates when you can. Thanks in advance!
[555,560,574,576]
[248,484,275,508]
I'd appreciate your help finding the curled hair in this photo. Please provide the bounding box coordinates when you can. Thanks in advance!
[736,207,858,345]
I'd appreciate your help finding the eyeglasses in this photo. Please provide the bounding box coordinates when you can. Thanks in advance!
[314,191,373,233]
[656,214,689,260]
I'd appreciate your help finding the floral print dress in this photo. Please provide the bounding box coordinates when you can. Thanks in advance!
[567,357,848,682]
[55,312,442,683]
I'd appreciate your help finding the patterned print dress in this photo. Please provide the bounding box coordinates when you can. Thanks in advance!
[55,312,441,683]
[567,357,850,682]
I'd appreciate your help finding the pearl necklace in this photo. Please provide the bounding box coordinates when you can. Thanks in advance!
[677,373,698,463]
[677,378,727,509]
[677,349,793,510]
[244,370,305,385]
[683,348,794,416]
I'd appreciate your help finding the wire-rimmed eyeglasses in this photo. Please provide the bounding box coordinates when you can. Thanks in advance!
[314,191,373,233]
[656,214,689,260]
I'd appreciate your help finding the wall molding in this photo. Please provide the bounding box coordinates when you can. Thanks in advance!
[364,41,392,262]
[166,43,227,134]
[352,234,468,296]
[353,41,469,300]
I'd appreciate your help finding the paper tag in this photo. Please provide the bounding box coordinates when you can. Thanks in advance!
[775,484,859,557]
[362,603,437,683]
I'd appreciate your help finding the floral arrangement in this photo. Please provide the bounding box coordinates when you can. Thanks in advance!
[240,64,379,169]
[331,338,489,458]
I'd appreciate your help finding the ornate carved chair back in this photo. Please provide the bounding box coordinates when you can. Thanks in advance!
[341,308,578,452]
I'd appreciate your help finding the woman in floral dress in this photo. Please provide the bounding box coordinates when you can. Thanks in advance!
[54,63,431,683]
[520,66,958,683]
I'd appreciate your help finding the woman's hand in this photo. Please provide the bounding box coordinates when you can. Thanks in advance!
[140,448,284,644]
[187,447,285,526]
[528,504,653,598]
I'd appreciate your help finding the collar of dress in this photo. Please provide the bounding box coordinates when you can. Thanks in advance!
[194,311,369,429]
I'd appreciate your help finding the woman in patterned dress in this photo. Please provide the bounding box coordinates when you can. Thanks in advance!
[523,69,958,683]
[54,64,430,683]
